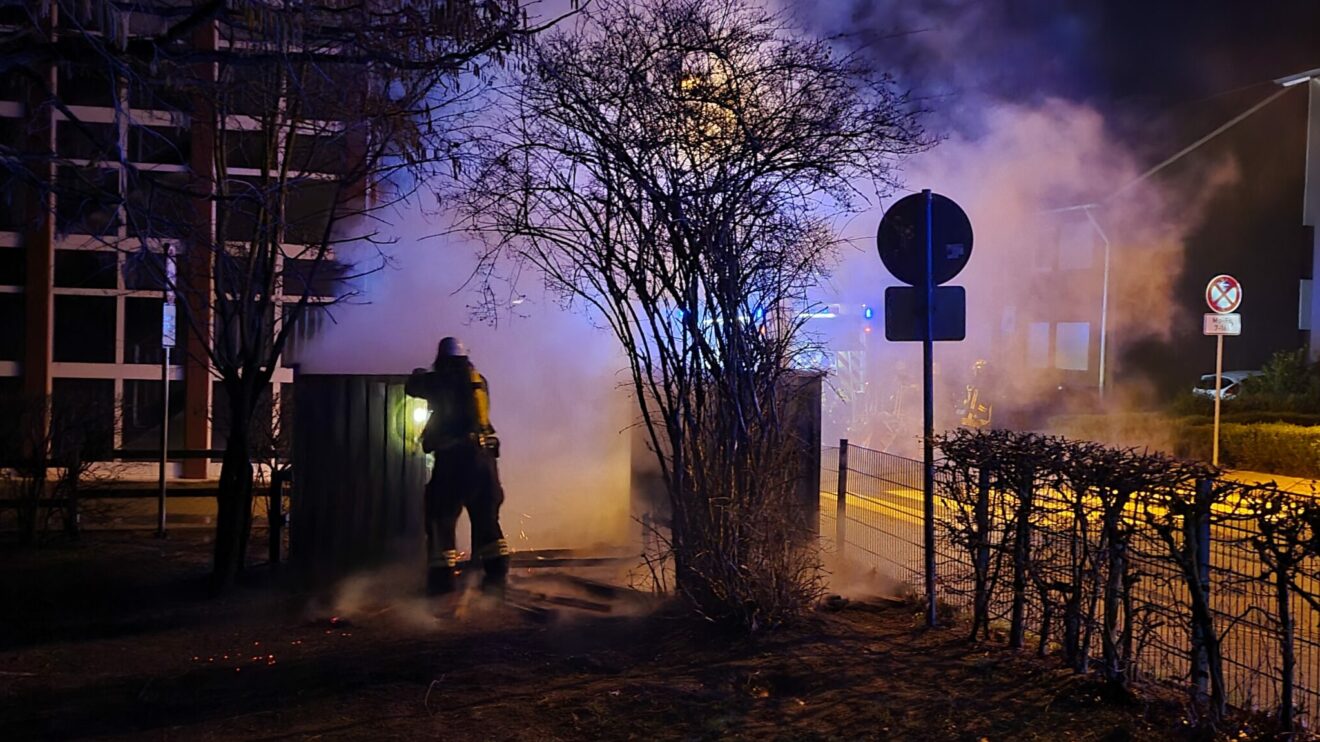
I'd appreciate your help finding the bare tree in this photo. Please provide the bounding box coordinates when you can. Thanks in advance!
[0,391,115,544]
[1139,463,1235,723]
[1,0,565,589]
[460,0,926,629]
[1240,484,1320,733]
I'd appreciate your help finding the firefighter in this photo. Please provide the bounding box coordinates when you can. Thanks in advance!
[406,337,509,597]
[958,359,993,429]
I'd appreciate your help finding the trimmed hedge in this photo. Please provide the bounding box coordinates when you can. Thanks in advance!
[1046,414,1320,478]
[1179,423,1320,478]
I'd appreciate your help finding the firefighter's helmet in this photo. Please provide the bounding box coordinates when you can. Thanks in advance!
[437,336,467,358]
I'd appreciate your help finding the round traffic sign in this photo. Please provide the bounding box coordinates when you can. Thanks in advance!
[876,191,973,286]
[1205,274,1242,314]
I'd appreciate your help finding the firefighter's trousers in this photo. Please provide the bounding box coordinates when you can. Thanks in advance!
[425,441,509,595]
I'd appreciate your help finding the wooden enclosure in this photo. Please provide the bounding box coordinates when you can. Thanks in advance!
[290,373,429,585]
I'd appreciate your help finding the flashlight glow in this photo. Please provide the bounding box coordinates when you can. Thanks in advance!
[413,407,430,424]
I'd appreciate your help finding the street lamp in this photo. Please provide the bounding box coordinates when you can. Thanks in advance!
[1274,68,1320,88]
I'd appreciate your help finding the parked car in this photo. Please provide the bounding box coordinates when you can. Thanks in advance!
[1192,370,1262,400]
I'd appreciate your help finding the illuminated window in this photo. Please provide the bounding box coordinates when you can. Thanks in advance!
[1055,322,1090,371]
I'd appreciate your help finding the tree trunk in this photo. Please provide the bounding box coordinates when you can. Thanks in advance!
[1275,567,1295,731]
[971,467,991,643]
[212,407,254,592]
[1008,470,1033,650]
[1102,539,1126,685]
[17,476,43,546]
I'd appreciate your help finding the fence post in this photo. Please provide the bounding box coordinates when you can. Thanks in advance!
[973,466,991,638]
[835,439,849,569]
[1189,477,1213,698]
[1009,465,1035,650]
[269,468,286,568]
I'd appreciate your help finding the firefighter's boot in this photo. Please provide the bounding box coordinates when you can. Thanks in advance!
[427,550,460,596]
[475,538,510,599]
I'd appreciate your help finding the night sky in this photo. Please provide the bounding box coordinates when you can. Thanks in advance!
[815,0,1319,132]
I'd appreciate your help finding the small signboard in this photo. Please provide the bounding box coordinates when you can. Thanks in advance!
[161,304,177,348]
[1203,312,1241,336]
[1206,274,1242,314]
[884,285,967,341]
[162,243,177,348]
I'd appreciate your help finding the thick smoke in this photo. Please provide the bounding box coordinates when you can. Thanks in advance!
[800,0,1242,450]
[298,214,635,554]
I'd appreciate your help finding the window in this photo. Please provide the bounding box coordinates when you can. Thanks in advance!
[0,117,23,151]
[0,160,32,231]
[128,125,190,165]
[280,302,330,366]
[1058,220,1095,271]
[215,246,272,298]
[0,59,25,101]
[125,170,191,238]
[50,378,115,461]
[284,179,338,244]
[124,297,186,365]
[0,293,22,361]
[54,249,117,288]
[1055,322,1090,371]
[210,381,273,455]
[289,133,348,175]
[0,247,24,285]
[56,166,120,235]
[56,121,118,161]
[55,48,117,107]
[122,248,167,290]
[223,129,273,170]
[53,295,116,362]
[217,176,269,243]
[121,379,184,451]
[298,62,359,121]
[282,257,344,297]
[125,42,192,112]
[0,375,23,463]
[220,63,281,117]
[1027,322,1050,369]
[213,300,273,367]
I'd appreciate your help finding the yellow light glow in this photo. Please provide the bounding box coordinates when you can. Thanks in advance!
[412,406,430,424]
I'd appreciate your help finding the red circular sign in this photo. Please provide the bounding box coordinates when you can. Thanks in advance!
[1205,274,1242,314]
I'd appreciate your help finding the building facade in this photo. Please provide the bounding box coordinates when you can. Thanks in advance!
[0,2,342,478]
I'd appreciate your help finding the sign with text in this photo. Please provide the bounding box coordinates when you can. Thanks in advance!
[161,304,177,348]
[162,243,176,348]
[1203,312,1241,336]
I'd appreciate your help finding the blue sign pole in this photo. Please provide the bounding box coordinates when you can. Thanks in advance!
[922,190,937,628]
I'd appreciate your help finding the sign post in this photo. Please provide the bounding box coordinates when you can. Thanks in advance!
[877,190,973,628]
[1203,274,1242,467]
[157,243,176,538]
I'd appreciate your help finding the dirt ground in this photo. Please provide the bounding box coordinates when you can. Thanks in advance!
[1,531,1233,741]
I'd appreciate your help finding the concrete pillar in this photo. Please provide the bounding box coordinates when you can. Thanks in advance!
[20,1,55,401]
[182,19,217,479]
[1305,79,1320,361]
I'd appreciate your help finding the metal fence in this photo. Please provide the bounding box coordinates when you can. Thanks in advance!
[822,441,1320,724]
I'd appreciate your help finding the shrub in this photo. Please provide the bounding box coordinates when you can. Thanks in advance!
[1049,414,1320,478]
[1178,423,1320,478]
